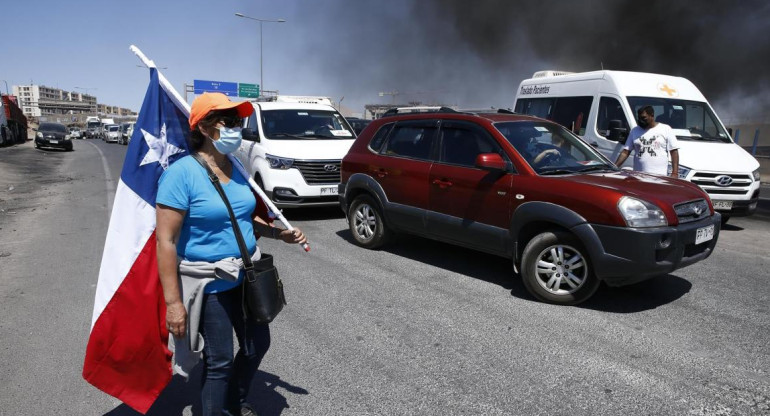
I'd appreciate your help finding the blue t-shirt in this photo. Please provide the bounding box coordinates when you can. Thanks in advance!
[157,155,257,293]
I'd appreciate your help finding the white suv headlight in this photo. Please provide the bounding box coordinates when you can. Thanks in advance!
[618,196,667,227]
[266,154,294,170]
[753,169,760,182]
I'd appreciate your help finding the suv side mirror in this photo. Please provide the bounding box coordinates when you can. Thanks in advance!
[608,120,628,142]
[242,127,259,143]
[475,153,506,171]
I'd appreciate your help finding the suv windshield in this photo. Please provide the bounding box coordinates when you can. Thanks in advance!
[260,109,355,140]
[495,121,617,175]
[108,126,120,132]
[39,123,67,133]
[627,97,731,143]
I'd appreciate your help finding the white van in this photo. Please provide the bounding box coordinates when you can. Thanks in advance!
[234,95,357,208]
[514,70,761,221]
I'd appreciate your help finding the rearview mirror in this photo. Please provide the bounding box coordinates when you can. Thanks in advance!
[608,120,628,142]
[242,128,259,143]
[475,153,507,171]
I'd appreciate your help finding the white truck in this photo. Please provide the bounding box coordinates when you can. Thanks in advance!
[85,116,101,139]
[514,70,761,222]
[234,95,357,208]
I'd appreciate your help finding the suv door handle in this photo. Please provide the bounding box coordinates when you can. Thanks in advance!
[432,178,453,188]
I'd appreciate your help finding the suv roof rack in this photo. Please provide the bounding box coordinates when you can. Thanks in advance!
[381,106,458,118]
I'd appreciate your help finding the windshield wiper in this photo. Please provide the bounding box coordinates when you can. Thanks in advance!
[576,165,616,173]
[538,168,575,175]
[270,133,313,140]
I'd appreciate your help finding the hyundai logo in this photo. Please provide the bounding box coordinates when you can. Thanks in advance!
[324,164,339,172]
[693,205,702,215]
[715,175,733,187]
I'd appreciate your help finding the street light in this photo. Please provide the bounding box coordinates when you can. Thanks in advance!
[235,12,286,94]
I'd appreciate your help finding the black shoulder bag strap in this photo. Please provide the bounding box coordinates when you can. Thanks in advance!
[191,152,256,279]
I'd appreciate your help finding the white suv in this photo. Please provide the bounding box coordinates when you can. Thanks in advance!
[235,96,357,208]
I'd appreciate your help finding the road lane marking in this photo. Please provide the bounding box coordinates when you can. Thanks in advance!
[88,142,116,219]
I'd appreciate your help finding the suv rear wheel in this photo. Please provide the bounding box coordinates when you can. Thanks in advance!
[349,195,392,249]
[520,231,599,305]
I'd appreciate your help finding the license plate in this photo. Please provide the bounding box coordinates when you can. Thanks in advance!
[320,186,338,195]
[695,224,715,245]
[49,140,58,144]
[713,200,733,210]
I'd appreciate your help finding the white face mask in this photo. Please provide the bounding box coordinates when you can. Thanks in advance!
[211,127,243,154]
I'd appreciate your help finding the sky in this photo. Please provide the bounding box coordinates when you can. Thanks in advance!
[1,0,769,123]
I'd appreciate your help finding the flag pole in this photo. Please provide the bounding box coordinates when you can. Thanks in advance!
[129,45,310,252]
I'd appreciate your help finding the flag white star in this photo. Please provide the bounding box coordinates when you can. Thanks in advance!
[139,123,185,169]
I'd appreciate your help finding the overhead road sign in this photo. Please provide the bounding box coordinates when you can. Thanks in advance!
[239,83,260,98]
[193,80,238,97]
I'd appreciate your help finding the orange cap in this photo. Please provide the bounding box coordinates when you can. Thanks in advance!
[189,92,254,130]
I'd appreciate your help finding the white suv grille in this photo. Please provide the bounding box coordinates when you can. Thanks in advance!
[690,172,753,197]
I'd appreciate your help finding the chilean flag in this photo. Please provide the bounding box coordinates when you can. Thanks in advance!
[83,68,189,414]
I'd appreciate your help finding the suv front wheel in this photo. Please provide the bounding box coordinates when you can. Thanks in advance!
[349,195,392,249]
[520,231,599,305]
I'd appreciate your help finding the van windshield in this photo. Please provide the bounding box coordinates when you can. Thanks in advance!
[495,121,617,175]
[626,97,731,143]
[87,122,100,129]
[259,110,355,140]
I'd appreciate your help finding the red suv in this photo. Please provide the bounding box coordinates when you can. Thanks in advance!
[338,109,721,305]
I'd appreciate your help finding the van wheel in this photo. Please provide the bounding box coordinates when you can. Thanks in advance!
[349,195,392,249]
[520,231,599,305]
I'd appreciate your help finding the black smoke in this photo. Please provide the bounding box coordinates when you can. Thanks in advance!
[296,0,770,122]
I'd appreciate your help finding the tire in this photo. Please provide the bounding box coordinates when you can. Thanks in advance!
[520,231,600,305]
[348,195,392,249]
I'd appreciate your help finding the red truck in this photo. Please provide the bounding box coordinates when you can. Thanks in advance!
[1,94,28,146]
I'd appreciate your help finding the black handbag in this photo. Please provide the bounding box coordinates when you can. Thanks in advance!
[192,153,286,324]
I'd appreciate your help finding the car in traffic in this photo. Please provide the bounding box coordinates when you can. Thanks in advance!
[234,95,357,208]
[346,117,371,135]
[69,128,83,139]
[338,107,721,305]
[35,122,73,151]
[103,124,121,143]
[118,122,133,145]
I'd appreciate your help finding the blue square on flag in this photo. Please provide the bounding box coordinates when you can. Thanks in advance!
[122,69,189,205]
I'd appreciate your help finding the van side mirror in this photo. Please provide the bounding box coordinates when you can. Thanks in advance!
[608,120,628,142]
[242,127,259,143]
[475,153,507,171]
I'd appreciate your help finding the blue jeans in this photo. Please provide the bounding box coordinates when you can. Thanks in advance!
[200,286,271,416]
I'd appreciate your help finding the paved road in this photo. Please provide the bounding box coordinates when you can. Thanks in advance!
[1,139,769,415]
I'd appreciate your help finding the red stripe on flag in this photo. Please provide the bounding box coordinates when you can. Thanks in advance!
[83,231,172,414]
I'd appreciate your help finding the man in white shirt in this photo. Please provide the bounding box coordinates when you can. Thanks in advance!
[615,106,679,178]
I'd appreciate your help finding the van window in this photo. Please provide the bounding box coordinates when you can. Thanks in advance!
[515,98,553,119]
[383,121,437,160]
[550,97,592,135]
[627,97,730,142]
[597,97,629,137]
[516,96,592,135]
[260,109,355,140]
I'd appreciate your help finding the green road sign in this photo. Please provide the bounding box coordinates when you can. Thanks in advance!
[238,83,260,98]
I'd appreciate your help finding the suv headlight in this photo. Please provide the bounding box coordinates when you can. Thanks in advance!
[266,154,294,170]
[753,169,760,182]
[36,132,43,139]
[668,163,691,179]
[618,196,667,227]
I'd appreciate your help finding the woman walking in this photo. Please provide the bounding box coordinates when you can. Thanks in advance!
[156,93,306,415]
